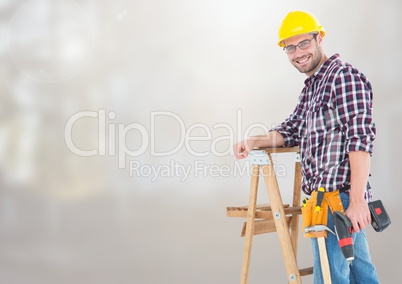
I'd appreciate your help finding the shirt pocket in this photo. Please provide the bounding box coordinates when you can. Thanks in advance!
[306,100,338,157]
[308,99,338,132]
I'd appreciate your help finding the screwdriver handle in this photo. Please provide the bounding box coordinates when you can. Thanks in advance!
[302,197,308,207]
[315,187,325,212]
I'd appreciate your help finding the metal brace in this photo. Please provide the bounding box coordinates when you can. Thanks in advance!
[249,150,270,166]
[295,152,301,163]
[249,150,270,165]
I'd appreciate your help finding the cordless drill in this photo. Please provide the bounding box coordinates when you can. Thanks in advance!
[333,211,354,264]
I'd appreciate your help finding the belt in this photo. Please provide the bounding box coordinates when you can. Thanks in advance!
[339,182,370,193]
[339,184,350,193]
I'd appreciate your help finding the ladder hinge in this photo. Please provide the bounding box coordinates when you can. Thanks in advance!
[249,150,270,165]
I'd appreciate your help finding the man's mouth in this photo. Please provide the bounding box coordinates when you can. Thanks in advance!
[295,55,311,65]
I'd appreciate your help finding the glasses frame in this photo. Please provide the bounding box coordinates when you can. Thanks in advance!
[283,34,318,54]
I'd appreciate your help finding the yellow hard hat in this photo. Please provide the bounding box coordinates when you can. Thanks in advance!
[278,11,325,47]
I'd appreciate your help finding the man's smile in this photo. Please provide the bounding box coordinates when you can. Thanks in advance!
[294,55,311,65]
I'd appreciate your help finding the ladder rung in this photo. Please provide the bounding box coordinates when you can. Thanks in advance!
[226,203,288,211]
[299,267,314,276]
[259,147,300,154]
[226,205,301,219]
[240,216,294,237]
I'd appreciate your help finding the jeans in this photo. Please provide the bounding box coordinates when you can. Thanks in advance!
[311,192,379,284]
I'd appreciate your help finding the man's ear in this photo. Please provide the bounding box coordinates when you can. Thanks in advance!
[316,34,324,46]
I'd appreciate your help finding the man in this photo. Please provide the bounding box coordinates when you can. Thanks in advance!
[233,11,379,283]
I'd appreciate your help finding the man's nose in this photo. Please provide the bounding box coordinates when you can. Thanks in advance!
[293,46,305,57]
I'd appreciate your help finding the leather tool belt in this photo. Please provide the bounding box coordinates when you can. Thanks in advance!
[301,189,345,238]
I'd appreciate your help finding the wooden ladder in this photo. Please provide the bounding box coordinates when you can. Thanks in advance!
[227,147,313,283]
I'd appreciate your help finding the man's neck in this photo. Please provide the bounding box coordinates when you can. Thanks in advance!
[306,54,328,77]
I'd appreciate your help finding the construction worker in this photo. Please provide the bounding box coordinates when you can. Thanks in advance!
[233,11,379,283]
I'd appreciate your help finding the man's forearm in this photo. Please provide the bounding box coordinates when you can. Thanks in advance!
[346,150,372,232]
[249,131,285,149]
[348,151,370,202]
[233,131,286,159]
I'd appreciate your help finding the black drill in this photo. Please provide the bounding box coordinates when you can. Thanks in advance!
[333,211,354,264]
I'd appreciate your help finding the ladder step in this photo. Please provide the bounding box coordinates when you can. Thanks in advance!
[227,205,301,219]
[240,217,293,236]
[227,203,288,211]
[299,267,314,276]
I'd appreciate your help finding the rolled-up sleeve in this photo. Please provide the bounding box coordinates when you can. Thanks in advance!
[271,101,305,147]
[334,68,376,154]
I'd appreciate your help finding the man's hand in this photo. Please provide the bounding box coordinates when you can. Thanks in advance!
[233,131,285,159]
[233,139,256,159]
[347,150,371,233]
[345,199,371,233]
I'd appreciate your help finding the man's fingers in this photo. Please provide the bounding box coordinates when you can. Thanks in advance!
[366,213,372,225]
[234,152,244,159]
[351,216,370,233]
[345,203,371,234]
[234,144,247,159]
[351,220,361,234]
[233,140,254,159]
[238,149,249,159]
[348,215,362,233]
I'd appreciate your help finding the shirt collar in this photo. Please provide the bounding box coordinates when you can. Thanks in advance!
[304,53,341,86]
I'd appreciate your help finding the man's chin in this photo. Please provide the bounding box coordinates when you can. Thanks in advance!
[295,66,310,74]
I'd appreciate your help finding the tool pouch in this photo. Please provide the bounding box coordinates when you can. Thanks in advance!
[368,200,391,232]
[302,190,345,238]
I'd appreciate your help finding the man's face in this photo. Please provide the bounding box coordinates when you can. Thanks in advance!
[283,33,323,77]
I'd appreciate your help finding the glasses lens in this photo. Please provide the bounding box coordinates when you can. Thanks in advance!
[299,40,311,50]
[284,46,296,54]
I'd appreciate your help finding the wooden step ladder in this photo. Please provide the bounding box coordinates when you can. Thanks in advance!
[227,147,313,283]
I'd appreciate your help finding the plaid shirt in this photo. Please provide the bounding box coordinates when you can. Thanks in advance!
[273,54,376,198]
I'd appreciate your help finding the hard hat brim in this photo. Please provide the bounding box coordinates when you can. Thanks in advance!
[278,30,325,47]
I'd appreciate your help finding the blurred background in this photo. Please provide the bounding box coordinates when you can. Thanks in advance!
[0,0,400,283]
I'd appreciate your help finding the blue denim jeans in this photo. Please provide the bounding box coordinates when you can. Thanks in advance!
[311,193,379,284]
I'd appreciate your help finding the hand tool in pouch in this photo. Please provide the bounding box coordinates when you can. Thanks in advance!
[303,225,332,284]
[315,187,325,212]
[314,187,332,284]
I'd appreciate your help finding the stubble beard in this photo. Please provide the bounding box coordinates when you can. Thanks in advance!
[292,49,322,75]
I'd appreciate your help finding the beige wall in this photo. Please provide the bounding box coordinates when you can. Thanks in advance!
[0,0,400,283]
